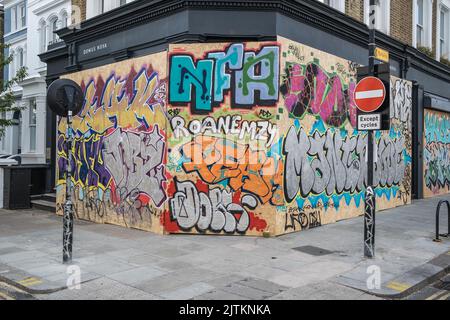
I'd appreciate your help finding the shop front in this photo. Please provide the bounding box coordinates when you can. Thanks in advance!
[40,1,450,236]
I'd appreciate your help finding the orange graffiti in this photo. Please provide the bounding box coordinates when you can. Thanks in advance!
[181,136,283,205]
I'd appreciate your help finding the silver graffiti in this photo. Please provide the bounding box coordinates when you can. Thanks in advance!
[391,79,412,130]
[102,125,167,207]
[170,180,257,233]
[283,127,406,202]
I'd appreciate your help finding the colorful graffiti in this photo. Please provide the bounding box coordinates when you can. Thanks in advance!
[280,62,357,128]
[102,126,167,207]
[169,179,267,234]
[424,109,450,197]
[56,38,414,237]
[179,135,283,206]
[278,38,412,233]
[169,43,280,113]
[57,52,168,232]
[283,121,407,207]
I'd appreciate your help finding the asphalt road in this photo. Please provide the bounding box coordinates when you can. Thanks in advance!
[404,273,450,300]
[0,281,36,300]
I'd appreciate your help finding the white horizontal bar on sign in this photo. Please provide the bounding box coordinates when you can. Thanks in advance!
[355,89,384,100]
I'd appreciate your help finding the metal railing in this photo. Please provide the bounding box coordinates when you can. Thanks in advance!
[433,200,450,242]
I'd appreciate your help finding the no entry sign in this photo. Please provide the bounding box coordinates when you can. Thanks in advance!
[354,76,386,113]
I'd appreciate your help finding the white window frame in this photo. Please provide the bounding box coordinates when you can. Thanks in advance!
[11,6,17,32]
[39,20,47,53]
[19,3,26,28]
[317,0,345,13]
[29,99,37,152]
[413,0,433,49]
[47,16,59,46]
[87,0,134,19]
[364,0,391,35]
[437,0,450,60]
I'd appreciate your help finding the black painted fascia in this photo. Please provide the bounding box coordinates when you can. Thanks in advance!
[47,0,449,82]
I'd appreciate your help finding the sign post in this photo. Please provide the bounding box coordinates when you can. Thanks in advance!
[364,0,377,258]
[47,79,84,264]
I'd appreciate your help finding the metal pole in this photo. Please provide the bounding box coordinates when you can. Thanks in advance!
[63,110,74,264]
[364,0,376,258]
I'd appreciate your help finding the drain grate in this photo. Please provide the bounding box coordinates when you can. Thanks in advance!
[292,245,334,256]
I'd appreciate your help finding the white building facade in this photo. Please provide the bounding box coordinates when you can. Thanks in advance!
[1,0,70,165]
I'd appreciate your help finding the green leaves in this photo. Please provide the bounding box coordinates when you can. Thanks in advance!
[0,43,28,139]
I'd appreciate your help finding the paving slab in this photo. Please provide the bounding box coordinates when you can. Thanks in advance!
[0,195,449,300]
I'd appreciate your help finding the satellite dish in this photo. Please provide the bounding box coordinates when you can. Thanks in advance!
[47,79,84,117]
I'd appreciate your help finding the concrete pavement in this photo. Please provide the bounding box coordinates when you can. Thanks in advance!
[0,195,449,300]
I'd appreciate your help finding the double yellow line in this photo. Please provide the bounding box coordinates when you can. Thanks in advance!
[18,277,42,287]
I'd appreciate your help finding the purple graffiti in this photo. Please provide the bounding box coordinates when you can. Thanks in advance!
[280,63,357,128]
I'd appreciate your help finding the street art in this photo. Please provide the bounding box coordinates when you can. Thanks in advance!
[179,135,284,206]
[57,52,168,233]
[169,43,280,113]
[55,38,414,237]
[424,109,450,197]
[102,126,166,207]
[169,179,267,234]
[391,78,412,129]
[280,61,358,128]
[170,115,278,147]
[277,37,412,234]
[283,123,407,205]
[284,206,321,231]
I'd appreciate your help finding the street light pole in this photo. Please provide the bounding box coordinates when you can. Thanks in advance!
[364,0,377,258]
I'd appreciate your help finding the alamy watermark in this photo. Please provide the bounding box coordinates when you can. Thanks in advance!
[66,265,81,290]
[366,265,381,290]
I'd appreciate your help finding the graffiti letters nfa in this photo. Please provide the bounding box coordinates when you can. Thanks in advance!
[169,43,280,113]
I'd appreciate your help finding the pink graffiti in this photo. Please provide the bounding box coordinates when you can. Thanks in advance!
[281,63,357,128]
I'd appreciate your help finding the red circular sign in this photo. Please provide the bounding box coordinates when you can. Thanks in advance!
[354,76,386,113]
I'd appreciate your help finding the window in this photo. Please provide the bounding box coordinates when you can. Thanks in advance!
[438,1,450,60]
[29,99,37,152]
[61,11,69,28]
[9,3,26,32]
[1,112,6,151]
[48,17,59,45]
[19,4,26,28]
[87,0,135,18]
[317,0,345,12]
[18,48,24,68]
[364,0,390,34]
[417,0,424,46]
[9,50,15,80]
[414,0,432,48]
[51,19,58,42]
[11,7,17,31]
[39,20,47,53]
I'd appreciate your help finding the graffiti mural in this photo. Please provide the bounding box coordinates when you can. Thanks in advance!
[276,37,412,234]
[424,109,450,197]
[169,43,280,113]
[55,37,414,237]
[168,179,267,234]
[280,61,358,128]
[57,52,168,233]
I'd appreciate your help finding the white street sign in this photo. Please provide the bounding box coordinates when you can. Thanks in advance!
[358,114,381,131]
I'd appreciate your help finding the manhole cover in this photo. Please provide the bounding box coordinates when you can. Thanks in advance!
[292,245,334,256]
